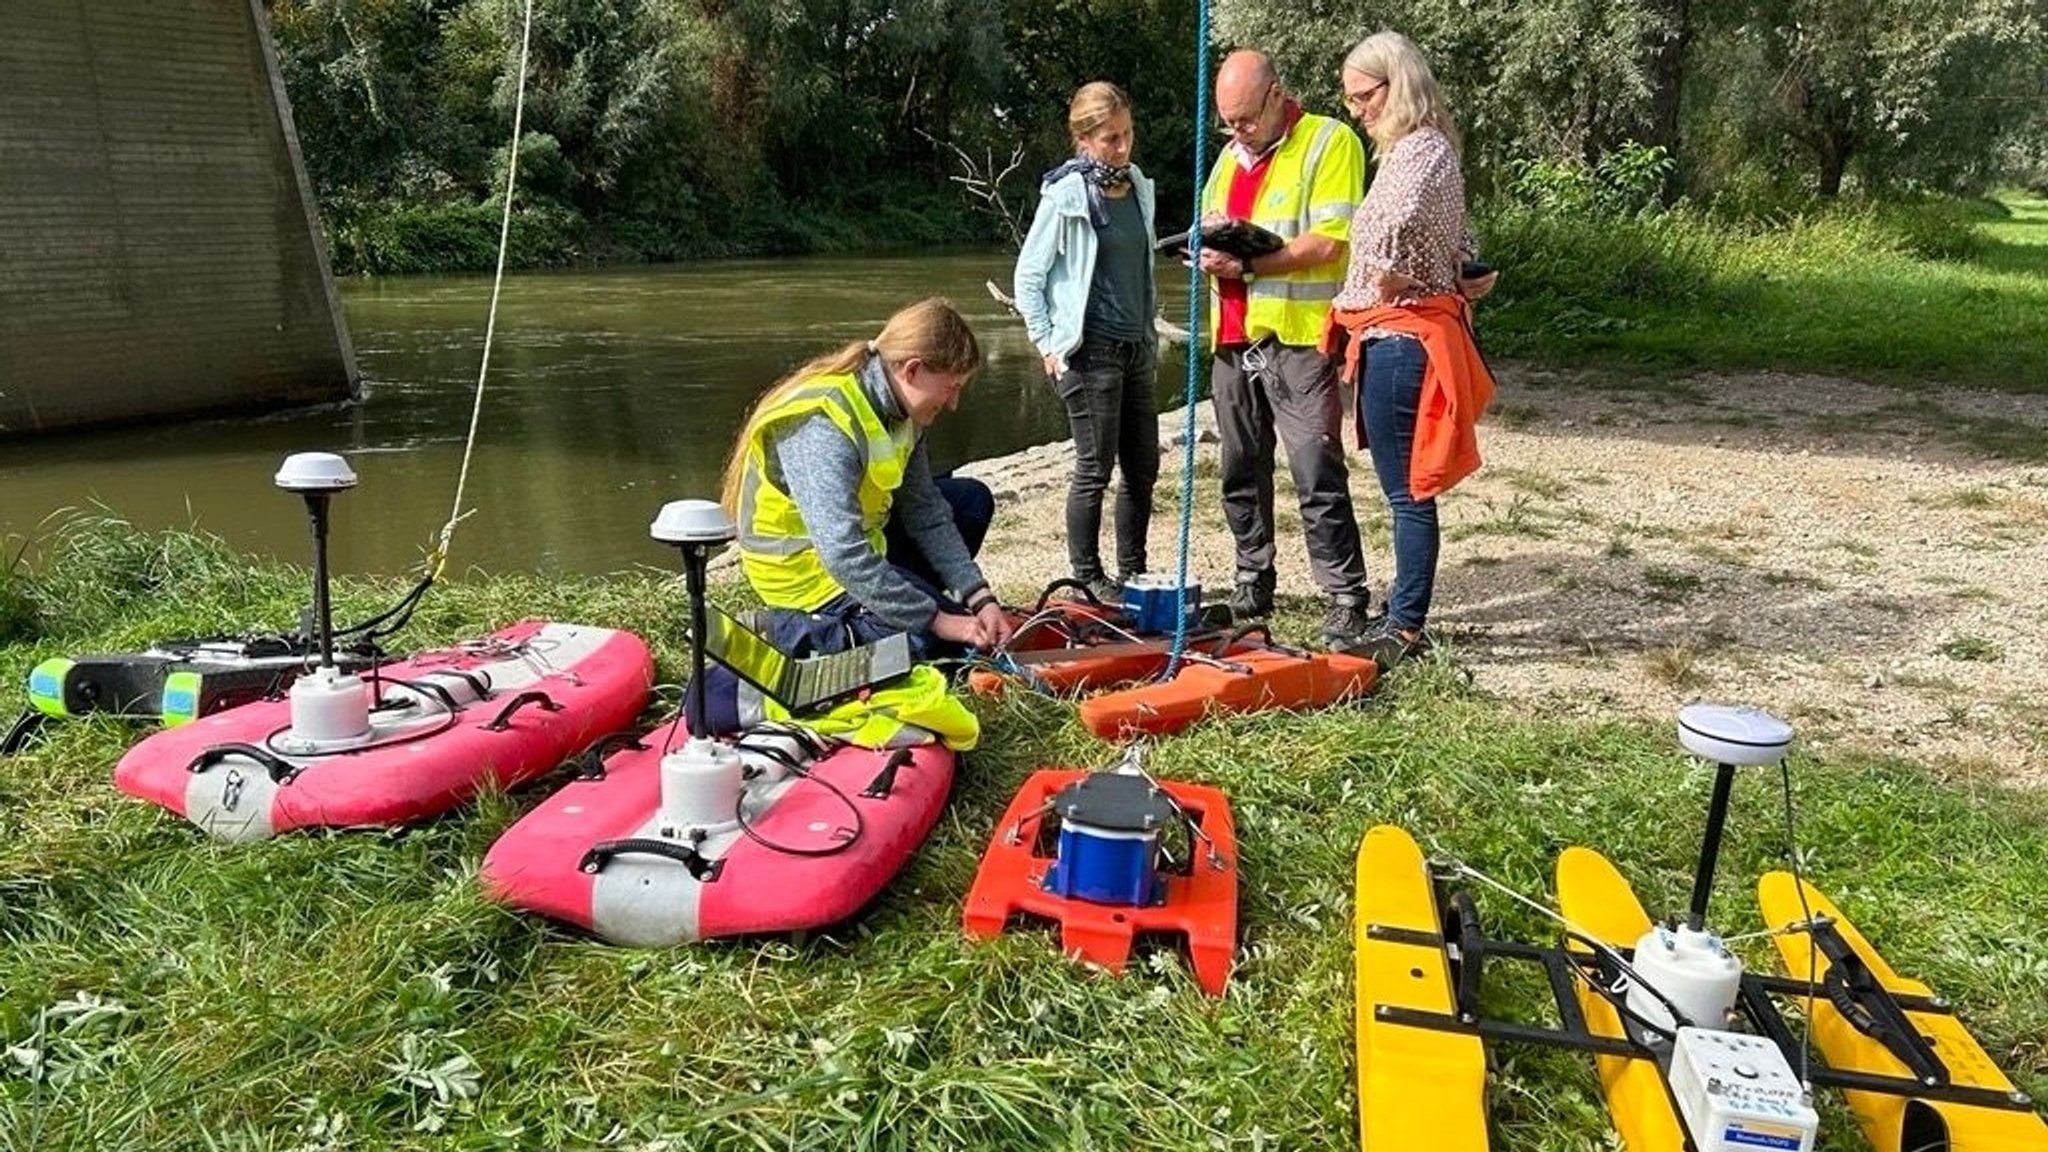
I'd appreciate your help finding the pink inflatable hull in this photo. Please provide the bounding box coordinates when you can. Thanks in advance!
[480,726,954,944]
[113,620,653,840]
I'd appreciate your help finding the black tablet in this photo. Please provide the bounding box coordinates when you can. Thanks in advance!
[1155,219,1286,261]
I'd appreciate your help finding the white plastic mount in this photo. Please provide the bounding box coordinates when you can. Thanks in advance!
[275,452,359,494]
[1678,703,1792,767]
[650,499,736,546]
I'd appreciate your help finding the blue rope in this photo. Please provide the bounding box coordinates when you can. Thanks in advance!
[1164,0,1213,681]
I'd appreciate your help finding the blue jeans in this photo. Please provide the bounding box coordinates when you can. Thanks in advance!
[1357,336,1438,631]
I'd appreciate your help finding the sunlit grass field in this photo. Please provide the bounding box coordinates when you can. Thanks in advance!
[1479,193,2048,393]
[2,520,2044,1150]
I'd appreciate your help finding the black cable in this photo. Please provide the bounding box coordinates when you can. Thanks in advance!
[1562,926,1684,1041]
[334,573,436,645]
[1781,757,1820,1090]
[1034,578,1100,612]
[730,739,866,858]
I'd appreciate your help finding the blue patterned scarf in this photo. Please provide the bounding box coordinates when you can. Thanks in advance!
[1042,155,1133,229]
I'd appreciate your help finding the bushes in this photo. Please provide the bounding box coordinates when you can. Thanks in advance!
[329,201,586,276]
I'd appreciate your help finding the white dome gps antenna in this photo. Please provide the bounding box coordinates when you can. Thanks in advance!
[649,500,745,839]
[275,452,359,670]
[275,452,375,748]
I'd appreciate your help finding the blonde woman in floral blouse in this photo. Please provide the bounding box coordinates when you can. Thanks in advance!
[1323,31,1499,668]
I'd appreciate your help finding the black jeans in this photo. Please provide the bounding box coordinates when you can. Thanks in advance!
[1054,333,1159,581]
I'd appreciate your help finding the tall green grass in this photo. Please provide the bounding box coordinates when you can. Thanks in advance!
[2,521,2043,1149]
[1477,194,2048,391]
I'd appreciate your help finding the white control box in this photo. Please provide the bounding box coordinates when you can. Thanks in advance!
[1668,1027,1819,1152]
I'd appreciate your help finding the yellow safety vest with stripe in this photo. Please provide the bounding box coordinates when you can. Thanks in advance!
[737,371,917,611]
[760,665,980,751]
[1201,111,1364,348]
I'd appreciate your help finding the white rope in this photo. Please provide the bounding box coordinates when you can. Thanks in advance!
[431,0,536,577]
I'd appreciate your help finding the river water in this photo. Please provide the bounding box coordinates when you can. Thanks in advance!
[1,253,1197,575]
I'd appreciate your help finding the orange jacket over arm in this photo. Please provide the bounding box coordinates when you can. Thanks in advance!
[1321,295,1495,500]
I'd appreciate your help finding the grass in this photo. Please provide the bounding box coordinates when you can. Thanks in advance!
[1479,194,2048,393]
[2,523,2046,1150]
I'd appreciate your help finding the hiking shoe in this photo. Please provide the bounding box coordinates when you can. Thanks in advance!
[1319,595,1383,648]
[1346,620,1432,670]
[1076,572,1124,606]
[1228,571,1276,619]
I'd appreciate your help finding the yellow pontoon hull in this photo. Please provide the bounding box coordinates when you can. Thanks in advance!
[1553,846,1688,1152]
[1353,824,1489,1151]
[1757,872,2048,1152]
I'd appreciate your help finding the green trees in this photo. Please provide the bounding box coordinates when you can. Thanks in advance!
[265,0,2047,273]
[1214,0,2047,201]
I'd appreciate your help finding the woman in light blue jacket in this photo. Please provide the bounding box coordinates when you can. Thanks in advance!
[1013,81,1160,603]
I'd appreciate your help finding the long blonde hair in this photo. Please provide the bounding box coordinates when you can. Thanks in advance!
[1068,81,1131,145]
[719,297,982,511]
[1343,32,1460,154]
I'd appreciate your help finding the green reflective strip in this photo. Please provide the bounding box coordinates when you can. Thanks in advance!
[27,658,75,718]
[161,671,203,726]
[1306,201,1357,225]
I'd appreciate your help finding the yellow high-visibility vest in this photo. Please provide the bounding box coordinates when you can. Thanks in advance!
[760,665,980,750]
[737,371,916,610]
[1202,111,1364,348]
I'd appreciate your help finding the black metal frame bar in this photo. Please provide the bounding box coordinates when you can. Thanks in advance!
[1362,915,2035,1114]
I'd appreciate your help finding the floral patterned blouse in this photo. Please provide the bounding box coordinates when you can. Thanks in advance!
[1331,126,1473,314]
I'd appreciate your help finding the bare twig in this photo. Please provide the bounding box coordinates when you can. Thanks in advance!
[918,128,1030,250]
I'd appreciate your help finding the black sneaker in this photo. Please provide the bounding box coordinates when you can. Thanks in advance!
[1319,595,1382,648]
[1228,570,1276,619]
[1347,620,1432,670]
[1079,573,1123,605]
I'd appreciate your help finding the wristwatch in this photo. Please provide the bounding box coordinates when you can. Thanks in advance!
[1238,255,1256,281]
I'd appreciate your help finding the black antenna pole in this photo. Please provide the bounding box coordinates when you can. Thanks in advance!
[305,492,337,669]
[1687,761,1738,930]
[683,542,710,738]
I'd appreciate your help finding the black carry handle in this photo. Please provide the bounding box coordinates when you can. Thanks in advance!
[186,742,304,785]
[482,690,563,732]
[860,748,916,800]
[573,730,652,781]
[2,710,48,756]
[578,838,722,882]
[1812,919,1949,1085]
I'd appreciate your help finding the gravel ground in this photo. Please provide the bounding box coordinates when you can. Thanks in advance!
[957,366,2048,785]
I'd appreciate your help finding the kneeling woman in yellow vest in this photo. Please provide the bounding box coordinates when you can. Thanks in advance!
[719,297,1016,660]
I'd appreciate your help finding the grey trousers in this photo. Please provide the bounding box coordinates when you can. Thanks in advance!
[1211,339,1369,596]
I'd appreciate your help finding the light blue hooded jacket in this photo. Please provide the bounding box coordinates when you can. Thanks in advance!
[1011,166,1158,370]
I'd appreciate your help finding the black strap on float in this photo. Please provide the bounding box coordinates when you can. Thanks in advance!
[2,710,48,756]
[859,748,914,799]
[186,743,305,785]
[1812,919,1950,1085]
[482,690,562,732]
[441,667,494,701]
[572,729,652,781]
[579,838,722,881]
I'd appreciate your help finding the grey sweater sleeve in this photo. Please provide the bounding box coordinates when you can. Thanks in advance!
[771,416,940,632]
[892,444,990,600]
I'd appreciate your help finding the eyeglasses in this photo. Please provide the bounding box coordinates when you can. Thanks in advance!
[1342,79,1388,113]
[1218,83,1278,136]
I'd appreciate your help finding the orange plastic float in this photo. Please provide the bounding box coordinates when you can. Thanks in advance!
[1077,646,1378,741]
[961,754,1239,997]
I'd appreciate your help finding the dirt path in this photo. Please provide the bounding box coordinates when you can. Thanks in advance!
[956,367,2048,784]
